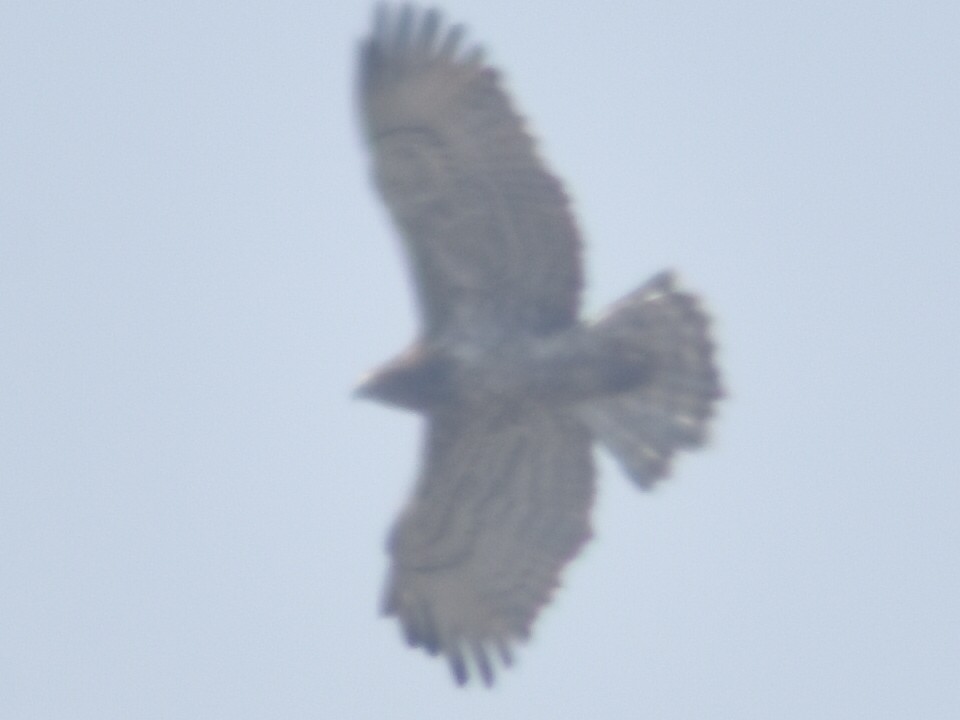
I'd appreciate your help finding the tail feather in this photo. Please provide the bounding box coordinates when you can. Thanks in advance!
[578,271,722,487]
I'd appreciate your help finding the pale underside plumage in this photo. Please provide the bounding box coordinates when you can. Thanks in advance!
[357,4,722,686]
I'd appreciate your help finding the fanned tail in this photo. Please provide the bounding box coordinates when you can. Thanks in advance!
[578,271,722,487]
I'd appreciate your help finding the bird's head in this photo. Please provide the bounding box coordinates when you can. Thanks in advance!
[354,344,454,412]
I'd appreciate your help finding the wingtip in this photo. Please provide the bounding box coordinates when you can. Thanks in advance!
[448,647,468,685]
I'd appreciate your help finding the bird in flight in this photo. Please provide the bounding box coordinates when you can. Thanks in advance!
[355,4,722,686]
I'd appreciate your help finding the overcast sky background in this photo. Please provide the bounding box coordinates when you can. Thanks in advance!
[2,1,958,718]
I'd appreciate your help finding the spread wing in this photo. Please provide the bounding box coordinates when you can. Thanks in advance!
[358,5,583,342]
[382,407,594,685]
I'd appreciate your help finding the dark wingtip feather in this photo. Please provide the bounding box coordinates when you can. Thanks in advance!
[496,639,514,667]
[448,647,468,685]
[472,642,494,686]
[365,4,481,68]
[416,8,441,53]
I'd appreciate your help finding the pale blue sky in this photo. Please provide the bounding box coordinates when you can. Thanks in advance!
[2,2,958,718]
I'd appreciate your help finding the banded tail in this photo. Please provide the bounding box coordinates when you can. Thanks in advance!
[578,271,722,487]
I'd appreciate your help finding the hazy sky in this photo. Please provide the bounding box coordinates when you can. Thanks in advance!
[2,2,958,718]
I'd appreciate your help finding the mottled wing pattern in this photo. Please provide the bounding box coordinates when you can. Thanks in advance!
[358,5,582,341]
[382,407,594,685]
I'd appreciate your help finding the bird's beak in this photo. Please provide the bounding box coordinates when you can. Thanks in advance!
[352,372,378,400]
[352,381,370,400]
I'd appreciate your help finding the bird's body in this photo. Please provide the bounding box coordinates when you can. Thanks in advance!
[355,4,722,685]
